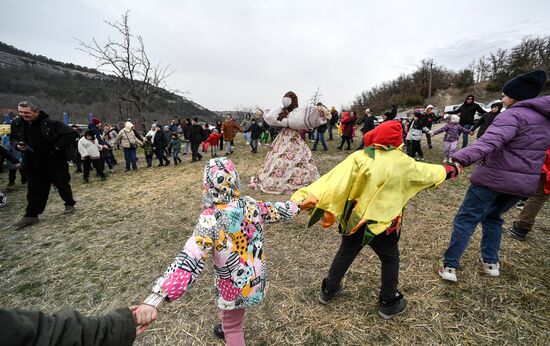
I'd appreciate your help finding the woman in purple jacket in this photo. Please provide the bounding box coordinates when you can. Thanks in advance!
[438,70,550,282]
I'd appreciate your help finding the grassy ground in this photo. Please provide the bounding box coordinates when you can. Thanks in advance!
[0,125,548,345]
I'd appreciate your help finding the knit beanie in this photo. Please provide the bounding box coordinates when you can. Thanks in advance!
[91,118,101,126]
[450,115,460,123]
[502,70,547,101]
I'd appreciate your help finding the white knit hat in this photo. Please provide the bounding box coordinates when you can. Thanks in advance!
[426,105,434,112]
[450,115,460,123]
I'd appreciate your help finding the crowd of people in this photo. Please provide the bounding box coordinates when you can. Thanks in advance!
[0,70,549,346]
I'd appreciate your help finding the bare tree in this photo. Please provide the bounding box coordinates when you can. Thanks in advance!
[309,87,323,105]
[488,49,508,81]
[233,106,256,122]
[77,11,175,126]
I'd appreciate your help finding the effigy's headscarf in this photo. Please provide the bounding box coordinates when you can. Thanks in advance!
[202,157,241,208]
[277,91,299,121]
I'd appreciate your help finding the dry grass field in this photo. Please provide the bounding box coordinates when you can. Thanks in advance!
[1,124,548,345]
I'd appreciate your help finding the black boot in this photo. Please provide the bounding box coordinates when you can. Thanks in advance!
[213,324,224,339]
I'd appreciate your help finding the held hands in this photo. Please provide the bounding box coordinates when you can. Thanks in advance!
[454,162,464,174]
[133,304,158,335]
[129,306,148,336]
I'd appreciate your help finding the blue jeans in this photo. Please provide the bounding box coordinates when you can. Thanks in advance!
[172,148,181,163]
[312,131,327,150]
[461,124,472,148]
[123,148,138,170]
[443,184,520,269]
[328,124,334,140]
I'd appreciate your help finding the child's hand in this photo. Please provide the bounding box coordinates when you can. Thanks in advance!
[134,304,158,326]
[129,305,150,336]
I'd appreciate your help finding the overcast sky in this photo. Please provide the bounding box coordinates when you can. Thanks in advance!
[1,0,550,111]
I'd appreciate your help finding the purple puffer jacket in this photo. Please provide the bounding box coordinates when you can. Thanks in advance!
[452,96,550,197]
[433,122,470,142]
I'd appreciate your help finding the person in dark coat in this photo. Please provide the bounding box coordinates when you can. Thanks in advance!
[389,104,397,120]
[470,102,502,138]
[163,126,172,158]
[182,118,192,155]
[245,118,263,153]
[169,118,180,133]
[356,108,376,150]
[189,117,205,162]
[0,307,140,346]
[328,107,339,140]
[153,125,170,166]
[445,94,486,148]
[421,105,437,149]
[10,101,78,229]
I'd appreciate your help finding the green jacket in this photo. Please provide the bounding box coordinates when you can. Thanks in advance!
[143,141,154,156]
[0,307,136,346]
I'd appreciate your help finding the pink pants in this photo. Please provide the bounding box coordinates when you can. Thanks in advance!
[443,140,458,157]
[221,308,246,346]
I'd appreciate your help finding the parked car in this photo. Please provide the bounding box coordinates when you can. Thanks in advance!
[68,123,88,133]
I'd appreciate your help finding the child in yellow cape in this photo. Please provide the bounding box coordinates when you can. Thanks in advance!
[291,120,461,320]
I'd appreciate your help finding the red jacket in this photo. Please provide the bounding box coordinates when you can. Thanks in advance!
[206,133,222,145]
[543,148,550,194]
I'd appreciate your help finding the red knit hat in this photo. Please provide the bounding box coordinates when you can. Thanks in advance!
[91,117,101,126]
[363,120,403,148]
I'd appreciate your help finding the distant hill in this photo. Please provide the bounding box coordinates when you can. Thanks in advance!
[0,41,220,127]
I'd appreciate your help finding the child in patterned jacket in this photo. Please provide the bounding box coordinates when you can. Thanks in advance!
[134,157,300,346]
[432,115,471,163]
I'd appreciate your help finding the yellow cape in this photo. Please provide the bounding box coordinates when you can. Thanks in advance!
[291,147,446,236]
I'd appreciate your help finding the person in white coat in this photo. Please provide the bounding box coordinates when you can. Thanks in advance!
[78,130,107,183]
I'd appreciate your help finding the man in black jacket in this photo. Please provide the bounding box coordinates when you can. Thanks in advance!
[0,307,140,346]
[10,101,78,228]
[152,124,170,166]
[189,117,205,162]
[245,118,263,153]
[328,107,339,140]
[445,95,486,148]
[356,108,376,150]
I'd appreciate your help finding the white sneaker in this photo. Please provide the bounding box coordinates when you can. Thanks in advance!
[481,260,500,277]
[437,264,457,282]
[442,158,448,163]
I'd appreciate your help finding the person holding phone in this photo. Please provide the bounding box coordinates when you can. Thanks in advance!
[10,101,79,228]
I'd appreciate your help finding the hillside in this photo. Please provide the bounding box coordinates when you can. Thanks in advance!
[350,36,550,115]
[0,41,220,126]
